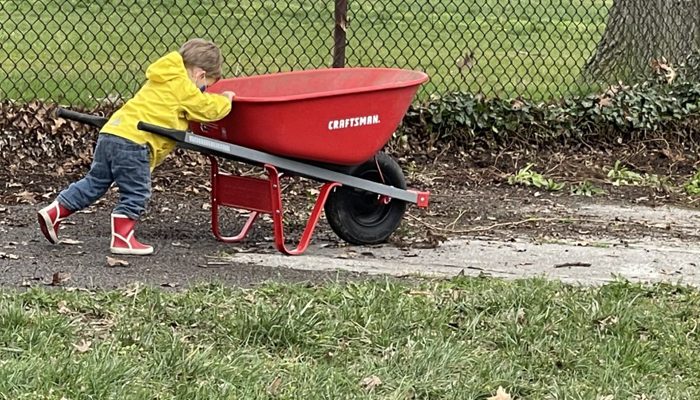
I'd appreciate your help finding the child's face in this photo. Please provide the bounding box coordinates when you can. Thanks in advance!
[188,67,218,91]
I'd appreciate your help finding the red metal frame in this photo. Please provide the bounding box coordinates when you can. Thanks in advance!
[209,156,340,255]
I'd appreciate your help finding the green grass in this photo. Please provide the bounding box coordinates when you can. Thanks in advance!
[2,277,700,399]
[0,0,611,105]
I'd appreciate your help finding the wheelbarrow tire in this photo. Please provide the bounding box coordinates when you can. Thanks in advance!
[324,152,407,245]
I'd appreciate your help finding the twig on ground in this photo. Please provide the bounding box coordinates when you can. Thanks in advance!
[432,142,451,165]
[554,262,592,268]
[445,209,468,231]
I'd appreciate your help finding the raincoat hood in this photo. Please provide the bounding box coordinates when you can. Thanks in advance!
[146,52,189,83]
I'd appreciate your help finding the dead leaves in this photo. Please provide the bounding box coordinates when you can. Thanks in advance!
[487,386,512,400]
[106,256,129,268]
[359,375,382,391]
[596,315,619,332]
[266,376,283,396]
[0,101,212,180]
[456,50,475,71]
[57,300,72,314]
[0,102,104,173]
[72,339,92,353]
[650,57,677,84]
[60,238,83,245]
[0,252,19,260]
[597,97,613,108]
[122,283,143,298]
[51,271,71,286]
[14,190,37,204]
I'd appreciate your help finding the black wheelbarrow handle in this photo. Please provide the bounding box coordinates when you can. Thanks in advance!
[56,108,108,129]
[136,121,187,142]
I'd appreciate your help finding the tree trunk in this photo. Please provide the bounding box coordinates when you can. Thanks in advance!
[585,0,700,81]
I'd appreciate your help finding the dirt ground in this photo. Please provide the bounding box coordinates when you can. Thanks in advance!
[3,146,700,289]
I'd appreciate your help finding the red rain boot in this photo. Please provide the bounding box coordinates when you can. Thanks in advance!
[37,201,73,244]
[110,214,153,255]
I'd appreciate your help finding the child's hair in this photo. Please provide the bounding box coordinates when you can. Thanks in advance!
[179,38,224,80]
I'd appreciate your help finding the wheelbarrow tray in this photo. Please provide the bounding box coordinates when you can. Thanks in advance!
[191,67,429,165]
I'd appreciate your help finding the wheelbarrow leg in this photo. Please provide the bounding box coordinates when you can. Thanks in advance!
[265,164,341,255]
[210,156,260,243]
[211,206,259,243]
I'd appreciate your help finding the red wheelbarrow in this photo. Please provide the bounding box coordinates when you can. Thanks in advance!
[57,67,430,255]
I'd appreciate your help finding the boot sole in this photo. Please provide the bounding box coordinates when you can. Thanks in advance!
[110,247,154,256]
[37,211,58,244]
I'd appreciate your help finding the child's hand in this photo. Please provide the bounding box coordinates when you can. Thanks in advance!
[221,91,236,101]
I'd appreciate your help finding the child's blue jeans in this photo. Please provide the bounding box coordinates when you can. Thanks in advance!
[58,133,151,220]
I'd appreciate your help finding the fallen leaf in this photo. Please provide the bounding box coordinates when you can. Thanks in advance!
[0,207,6,213]
[123,283,142,298]
[171,242,190,248]
[598,97,613,108]
[161,282,179,288]
[267,376,282,396]
[597,315,619,330]
[57,300,71,314]
[0,252,19,260]
[51,272,71,286]
[14,190,36,204]
[244,292,256,303]
[487,387,512,400]
[60,239,83,245]
[456,50,475,70]
[106,256,129,268]
[359,375,382,391]
[72,339,92,353]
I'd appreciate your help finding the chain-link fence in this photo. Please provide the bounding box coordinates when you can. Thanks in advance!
[0,0,695,106]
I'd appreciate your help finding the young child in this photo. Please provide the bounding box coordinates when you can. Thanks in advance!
[37,38,235,255]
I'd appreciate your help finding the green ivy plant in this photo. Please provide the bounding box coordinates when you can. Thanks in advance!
[684,170,700,195]
[570,181,606,196]
[508,163,565,191]
[401,60,700,151]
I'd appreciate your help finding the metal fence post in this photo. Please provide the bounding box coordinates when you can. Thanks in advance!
[332,0,348,68]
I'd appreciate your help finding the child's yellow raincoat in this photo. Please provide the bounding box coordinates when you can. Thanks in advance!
[102,52,232,170]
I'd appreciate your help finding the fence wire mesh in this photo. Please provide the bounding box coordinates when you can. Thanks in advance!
[0,0,695,106]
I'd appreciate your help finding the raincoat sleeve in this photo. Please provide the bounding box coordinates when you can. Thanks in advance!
[177,81,232,122]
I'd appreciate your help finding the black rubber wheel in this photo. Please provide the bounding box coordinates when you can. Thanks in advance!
[324,152,407,245]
